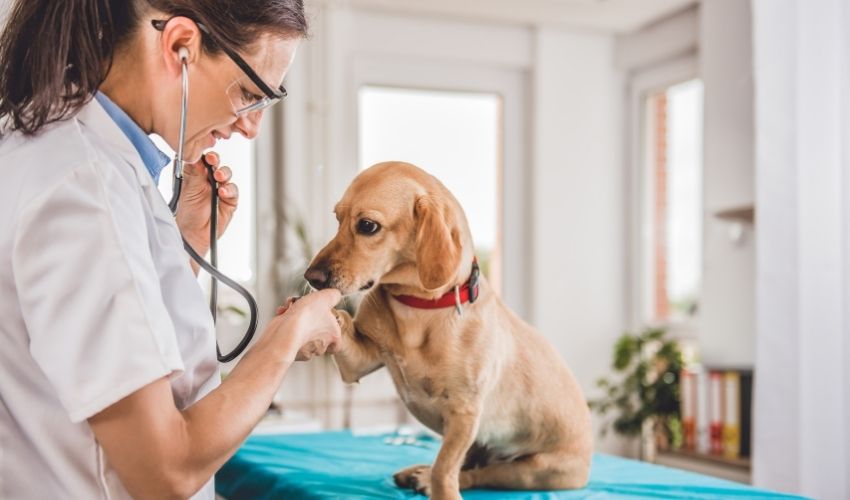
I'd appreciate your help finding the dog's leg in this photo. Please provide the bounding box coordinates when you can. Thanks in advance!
[458,451,590,491]
[395,409,480,500]
[431,411,480,499]
[331,309,384,384]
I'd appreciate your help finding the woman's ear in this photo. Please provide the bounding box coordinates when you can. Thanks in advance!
[414,195,462,291]
[158,16,204,77]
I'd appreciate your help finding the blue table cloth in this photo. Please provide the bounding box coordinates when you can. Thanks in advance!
[216,431,806,499]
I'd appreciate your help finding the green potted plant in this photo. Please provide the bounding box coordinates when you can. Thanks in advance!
[589,327,684,459]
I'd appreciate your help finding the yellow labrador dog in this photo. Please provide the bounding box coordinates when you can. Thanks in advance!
[305,162,591,499]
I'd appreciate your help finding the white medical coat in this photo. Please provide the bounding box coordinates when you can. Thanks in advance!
[0,98,220,498]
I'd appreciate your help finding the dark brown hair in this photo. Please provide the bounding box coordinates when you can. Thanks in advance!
[0,0,307,136]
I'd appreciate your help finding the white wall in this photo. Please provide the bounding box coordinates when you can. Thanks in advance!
[531,28,626,455]
[615,6,699,73]
[0,2,9,27]
[698,0,755,367]
[752,0,850,496]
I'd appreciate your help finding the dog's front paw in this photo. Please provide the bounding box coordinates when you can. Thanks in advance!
[332,309,354,335]
[394,464,432,496]
[432,489,462,500]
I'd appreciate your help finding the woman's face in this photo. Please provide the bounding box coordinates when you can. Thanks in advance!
[174,33,299,163]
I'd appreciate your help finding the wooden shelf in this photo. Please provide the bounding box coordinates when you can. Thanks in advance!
[659,449,751,469]
[713,205,755,223]
[654,449,751,484]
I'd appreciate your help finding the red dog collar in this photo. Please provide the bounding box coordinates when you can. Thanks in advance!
[393,259,480,310]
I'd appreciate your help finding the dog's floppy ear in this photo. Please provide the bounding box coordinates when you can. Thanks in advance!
[415,194,462,290]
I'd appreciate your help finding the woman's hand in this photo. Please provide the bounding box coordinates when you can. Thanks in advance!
[175,151,239,256]
[264,289,342,363]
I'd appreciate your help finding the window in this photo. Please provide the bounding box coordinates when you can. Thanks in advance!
[642,79,704,323]
[153,135,256,285]
[358,85,502,287]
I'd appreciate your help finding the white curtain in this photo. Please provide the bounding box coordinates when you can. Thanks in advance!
[752,0,850,498]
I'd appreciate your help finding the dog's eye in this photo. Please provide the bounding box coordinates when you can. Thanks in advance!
[356,219,381,235]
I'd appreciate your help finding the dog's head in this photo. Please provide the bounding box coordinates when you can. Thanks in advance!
[305,161,473,296]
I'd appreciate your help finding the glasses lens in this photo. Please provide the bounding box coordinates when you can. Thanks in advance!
[226,79,279,116]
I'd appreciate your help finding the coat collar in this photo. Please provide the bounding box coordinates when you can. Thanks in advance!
[74,96,176,225]
[94,92,170,183]
[74,96,158,190]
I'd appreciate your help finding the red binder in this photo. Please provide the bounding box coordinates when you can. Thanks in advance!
[680,369,697,450]
[709,370,724,454]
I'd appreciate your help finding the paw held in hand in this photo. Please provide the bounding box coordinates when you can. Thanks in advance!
[295,339,326,361]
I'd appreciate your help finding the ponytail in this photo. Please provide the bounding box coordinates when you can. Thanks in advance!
[0,0,137,136]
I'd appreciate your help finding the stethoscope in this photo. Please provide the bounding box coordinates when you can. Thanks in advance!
[167,49,258,363]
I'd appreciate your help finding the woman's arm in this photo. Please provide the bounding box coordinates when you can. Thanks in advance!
[88,290,341,499]
[88,344,287,498]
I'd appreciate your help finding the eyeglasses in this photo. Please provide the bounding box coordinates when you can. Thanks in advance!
[152,18,288,116]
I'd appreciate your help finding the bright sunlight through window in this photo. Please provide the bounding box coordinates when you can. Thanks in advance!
[644,79,704,322]
[358,86,501,282]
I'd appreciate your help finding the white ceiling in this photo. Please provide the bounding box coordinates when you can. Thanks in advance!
[337,0,698,34]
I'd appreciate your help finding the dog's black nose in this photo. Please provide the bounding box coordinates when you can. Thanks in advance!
[304,266,331,290]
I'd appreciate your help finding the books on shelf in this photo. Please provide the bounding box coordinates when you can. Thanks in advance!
[709,371,723,454]
[678,366,753,460]
[723,372,740,459]
[739,371,753,458]
[681,370,696,450]
[696,369,710,454]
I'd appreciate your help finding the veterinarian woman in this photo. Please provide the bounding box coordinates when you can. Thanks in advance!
[0,1,340,498]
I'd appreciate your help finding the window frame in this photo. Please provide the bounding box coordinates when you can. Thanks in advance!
[626,54,702,339]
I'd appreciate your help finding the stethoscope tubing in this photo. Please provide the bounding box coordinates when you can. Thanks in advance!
[168,57,258,363]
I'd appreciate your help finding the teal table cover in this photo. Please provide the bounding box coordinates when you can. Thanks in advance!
[216,431,806,499]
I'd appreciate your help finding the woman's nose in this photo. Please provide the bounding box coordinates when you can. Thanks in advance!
[235,109,264,139]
